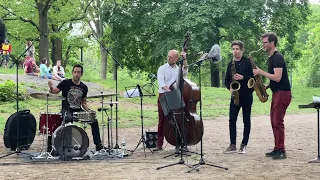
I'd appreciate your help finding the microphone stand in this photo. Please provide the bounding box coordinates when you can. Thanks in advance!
[186,58,228,172]
[0,45,34,160]
[89,34,123,149]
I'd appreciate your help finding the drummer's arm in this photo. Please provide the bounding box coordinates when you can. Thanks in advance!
[48,80,61,94]
[81,98,90,111]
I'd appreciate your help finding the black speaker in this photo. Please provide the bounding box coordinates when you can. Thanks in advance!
[145,131,157,148]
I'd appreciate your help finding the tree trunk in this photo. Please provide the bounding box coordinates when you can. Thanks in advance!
[64,45,72,66]
[37,2,50,65]
[99,41,108,79]
[210,62,220,87]
[51,38,62,66]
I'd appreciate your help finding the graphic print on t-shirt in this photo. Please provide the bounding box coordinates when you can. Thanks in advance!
[67,86,83,109]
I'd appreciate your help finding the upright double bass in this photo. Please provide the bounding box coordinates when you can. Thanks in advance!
[163,32,204,146]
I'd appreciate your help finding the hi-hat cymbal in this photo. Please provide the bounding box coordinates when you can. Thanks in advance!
[30,93,65,101]
[87,93,119,99]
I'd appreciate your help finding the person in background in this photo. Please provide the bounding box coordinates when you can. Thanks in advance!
[24,56,39,76]
[39,58,62,81]
[26,40,35,58]
[53,60,65,78]
[1,39,12,69]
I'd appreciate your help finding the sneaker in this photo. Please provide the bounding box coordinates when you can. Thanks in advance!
[238,144,247,154]
[265,149,279,157]
[272,150,287,160]
[223,144,237,154]
[153,146,163,152]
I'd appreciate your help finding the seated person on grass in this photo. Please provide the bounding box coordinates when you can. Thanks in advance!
[39,58,62,81]
[24,56,39,76]
[52,60,65,78]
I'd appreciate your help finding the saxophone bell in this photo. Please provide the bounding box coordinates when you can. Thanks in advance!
[230,81,241,91]
[247,77,255,89]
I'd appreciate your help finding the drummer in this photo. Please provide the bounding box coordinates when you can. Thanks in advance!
[48,64,105,151]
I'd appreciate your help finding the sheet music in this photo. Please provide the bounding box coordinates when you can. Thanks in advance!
[313,96,320,103]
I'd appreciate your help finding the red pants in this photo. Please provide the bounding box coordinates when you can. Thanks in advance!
[270,90,292,152]
[157,93,165,148]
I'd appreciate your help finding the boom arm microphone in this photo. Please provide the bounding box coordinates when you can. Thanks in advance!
[207,44,222,63]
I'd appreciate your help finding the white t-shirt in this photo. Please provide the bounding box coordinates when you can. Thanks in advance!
[53,65,65,76]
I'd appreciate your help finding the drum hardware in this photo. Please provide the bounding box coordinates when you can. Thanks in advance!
[86,92,120,149]
[30,93,63,160]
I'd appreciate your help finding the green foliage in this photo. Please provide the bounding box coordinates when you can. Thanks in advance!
[107,0,310,87]
[295,5,320,87]
[0,80,27,102]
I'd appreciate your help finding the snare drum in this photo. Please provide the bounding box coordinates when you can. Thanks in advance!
[39,112,63,135]
[73,111,96,123]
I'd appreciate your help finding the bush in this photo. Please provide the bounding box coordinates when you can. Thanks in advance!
[0,80,27,102]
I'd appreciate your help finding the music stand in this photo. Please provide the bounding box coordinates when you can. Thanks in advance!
[299,102,320,163]
[125,84,155,157]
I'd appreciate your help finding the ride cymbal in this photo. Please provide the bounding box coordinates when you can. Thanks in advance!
[30,93,65,101]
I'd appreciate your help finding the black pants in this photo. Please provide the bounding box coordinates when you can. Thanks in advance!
[61,109,102,145]
[229,94,253,146]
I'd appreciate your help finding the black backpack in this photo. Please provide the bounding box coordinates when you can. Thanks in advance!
[3,110,36,150]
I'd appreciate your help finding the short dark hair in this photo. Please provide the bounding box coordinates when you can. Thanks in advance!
[72,64,84,74]
[41,58,47,64]
[231,40,244,49]
[261,32,278,47]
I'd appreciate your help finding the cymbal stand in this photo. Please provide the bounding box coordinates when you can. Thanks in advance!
[32,94,58,160]
[109,97,114,149]
[95,92,110,156]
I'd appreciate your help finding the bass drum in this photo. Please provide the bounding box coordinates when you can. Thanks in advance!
[52,123,89,158]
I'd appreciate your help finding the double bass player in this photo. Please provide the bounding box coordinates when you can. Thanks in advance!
[154,49,188,151]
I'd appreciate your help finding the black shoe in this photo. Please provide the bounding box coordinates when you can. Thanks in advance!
[265,149,279,157]
[96,144,107,151]
[272,150,287,160]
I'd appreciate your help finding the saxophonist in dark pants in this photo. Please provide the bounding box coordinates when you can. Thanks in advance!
[224,40,254,154]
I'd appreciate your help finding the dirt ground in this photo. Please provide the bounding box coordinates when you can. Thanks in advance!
[0,113,320,180]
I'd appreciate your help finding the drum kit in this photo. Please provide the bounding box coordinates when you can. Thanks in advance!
[29,92,124,160]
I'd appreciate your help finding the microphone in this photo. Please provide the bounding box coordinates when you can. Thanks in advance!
[207,44,222,63]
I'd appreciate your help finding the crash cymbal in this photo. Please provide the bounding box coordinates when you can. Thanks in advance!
[30,93,65,101]
[87,93,119,99]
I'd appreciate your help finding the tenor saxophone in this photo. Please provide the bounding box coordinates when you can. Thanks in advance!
[230,58,240,105]
[247,48,269,103]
